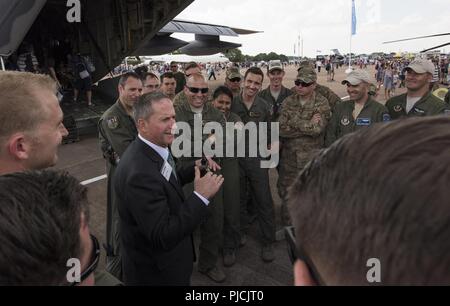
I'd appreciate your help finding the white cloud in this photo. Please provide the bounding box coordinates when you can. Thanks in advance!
[174,0,450,57]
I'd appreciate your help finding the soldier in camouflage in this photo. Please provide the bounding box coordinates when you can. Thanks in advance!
[224,66,243,98]
[278,67,331,227]
[98,72,143,280]
[292,61,342,112]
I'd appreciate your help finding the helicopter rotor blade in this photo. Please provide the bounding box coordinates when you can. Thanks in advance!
[383,33,450,44]
[420,42,450,53]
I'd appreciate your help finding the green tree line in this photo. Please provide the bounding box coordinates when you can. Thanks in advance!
[224,49,289,63]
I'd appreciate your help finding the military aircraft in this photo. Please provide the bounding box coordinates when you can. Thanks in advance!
[383,33,450,53]
[0,0,258,138]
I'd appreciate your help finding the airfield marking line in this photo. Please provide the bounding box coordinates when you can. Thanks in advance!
[81,95,348,187]
[81,175,107,186]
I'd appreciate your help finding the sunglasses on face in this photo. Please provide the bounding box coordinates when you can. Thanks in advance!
[187,87,209,94]
[295,80,314,87]
[229,78,241,83]
[285,226,325,286]
[68,234,100,286]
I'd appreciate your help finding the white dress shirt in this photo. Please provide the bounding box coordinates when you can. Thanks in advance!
[138,134,209,205]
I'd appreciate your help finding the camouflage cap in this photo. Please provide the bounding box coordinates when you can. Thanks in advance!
[297,68,317,83]
[342,69,372,85]
[226,67,242,80]
[298,60,315,71]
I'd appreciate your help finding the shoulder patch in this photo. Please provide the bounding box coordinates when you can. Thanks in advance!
[393,105,403,113]
[340,116,350,126]
[107,117,119,129]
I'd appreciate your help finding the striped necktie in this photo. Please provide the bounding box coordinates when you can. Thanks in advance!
[167,151,178,181]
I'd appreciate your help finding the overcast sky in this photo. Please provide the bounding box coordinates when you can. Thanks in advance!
[173,0,450,57]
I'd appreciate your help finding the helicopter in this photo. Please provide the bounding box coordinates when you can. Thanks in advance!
[383,33,450,53]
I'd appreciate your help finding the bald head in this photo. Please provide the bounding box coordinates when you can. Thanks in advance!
[186,73,206,86]
[184,73,209,108]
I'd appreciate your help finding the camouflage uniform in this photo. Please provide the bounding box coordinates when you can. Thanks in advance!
[173,91,188,108]
[230,94,276,247]
[98,100,138,281]
[296,61,342,112]
[315,84,342,112]
[278,71,331,226]
[325,98,390,147]
[258,86,293,121]
[225,67,243,98]
[174,99,226,273]
[386,92,446,120]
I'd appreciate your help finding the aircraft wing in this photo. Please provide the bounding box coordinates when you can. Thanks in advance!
[0,0,46,56]
[157,19,260,56]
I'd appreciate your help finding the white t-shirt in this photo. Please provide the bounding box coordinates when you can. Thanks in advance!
[406,96,421,113]
[270,89,281,101]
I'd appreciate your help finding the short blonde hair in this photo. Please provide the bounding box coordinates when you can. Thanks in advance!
[0,71,57,140]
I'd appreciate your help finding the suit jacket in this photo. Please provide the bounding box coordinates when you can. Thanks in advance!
[114,138,208,286]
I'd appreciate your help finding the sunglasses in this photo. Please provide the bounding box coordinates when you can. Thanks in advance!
[285,226,325,286]
[68,234,100,286]
[229,78,241,83]
[187,87,209,94]
[295,80,314,87]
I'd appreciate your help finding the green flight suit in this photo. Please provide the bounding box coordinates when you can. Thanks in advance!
[277,92,331,226]
[325,98,390,147]
[221,112,242,252]
[94,270,123,286]
[258,86,293,121]
[444,91,450,114]
[175,100,226,273]
[98,100,137,281]
[231,94,276,246]
[386,92,446,120]
[174,71,186,94]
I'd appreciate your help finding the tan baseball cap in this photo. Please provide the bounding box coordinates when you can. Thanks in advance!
[342,69,372,85]
[405,59,435,75]
[268,60,283,73]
